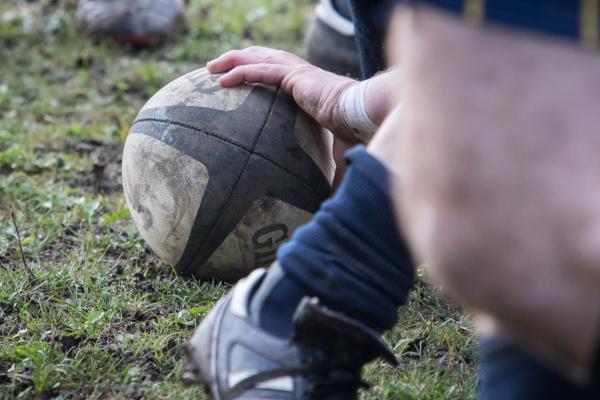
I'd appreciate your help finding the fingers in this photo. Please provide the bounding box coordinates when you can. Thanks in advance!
[207,46,308,74]
[205,47,355,141]
[207,49,265,73]
[217,64,293,87]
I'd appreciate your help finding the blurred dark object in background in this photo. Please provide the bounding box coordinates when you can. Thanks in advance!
[305,0,360,79]
[76,0,185,45]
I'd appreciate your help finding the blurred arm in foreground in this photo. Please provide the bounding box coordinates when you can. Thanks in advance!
[381,4,600,386]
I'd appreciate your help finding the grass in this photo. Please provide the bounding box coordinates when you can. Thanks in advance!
[0,0,477,398]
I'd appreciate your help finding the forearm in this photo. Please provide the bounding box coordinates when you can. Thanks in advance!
[364,67,402,127]
[388,6,600,383]
[336,67,402,144]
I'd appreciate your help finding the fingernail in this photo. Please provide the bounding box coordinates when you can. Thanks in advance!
[217,75,229,86]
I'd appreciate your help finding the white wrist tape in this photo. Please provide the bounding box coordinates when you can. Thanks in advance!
[338,80,378,143]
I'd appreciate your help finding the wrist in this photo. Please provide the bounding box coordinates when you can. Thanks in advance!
[337,80,379,143]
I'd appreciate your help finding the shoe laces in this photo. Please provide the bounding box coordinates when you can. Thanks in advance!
[226,362,367,400]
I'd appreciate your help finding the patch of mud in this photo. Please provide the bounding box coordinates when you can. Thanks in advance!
[70,139,123,193]
[0,253,10,266]
[42,332,84,353]
[36,224,82,266]
[37,244,64,265]
[139,349,161,379]
[132,272,154,293]
[107,263,125,285]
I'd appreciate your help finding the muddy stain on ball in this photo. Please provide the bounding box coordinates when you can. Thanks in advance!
[123,134,209,264]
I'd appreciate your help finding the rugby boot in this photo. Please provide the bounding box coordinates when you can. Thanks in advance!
[306,0,361,78]
[76,0,185,44]
[182,266,398,399]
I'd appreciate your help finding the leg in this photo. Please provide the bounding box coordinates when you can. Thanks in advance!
[183,143,414,398]
[479,336,600,400]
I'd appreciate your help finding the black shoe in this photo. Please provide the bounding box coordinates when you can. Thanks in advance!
[306,0,361,78]
[183,267,397,399]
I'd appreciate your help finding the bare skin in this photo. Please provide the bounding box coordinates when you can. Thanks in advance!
[372,5,600,383]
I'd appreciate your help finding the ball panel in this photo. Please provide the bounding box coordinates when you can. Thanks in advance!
[141,68,254,113]
[133,85,277,152]
[197,196,313,280]
[293,111,335,185]
[252,89,332,199]
[126,120,252,276]
[182,151,328,278]
[122,134,208,264]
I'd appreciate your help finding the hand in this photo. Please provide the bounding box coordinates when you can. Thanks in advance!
[207,46,360,143]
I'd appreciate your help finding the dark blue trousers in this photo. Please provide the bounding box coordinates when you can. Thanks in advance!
[479,337,600,399]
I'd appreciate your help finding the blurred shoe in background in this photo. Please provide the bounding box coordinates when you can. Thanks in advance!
[76,0,185,45]
[306,0,360,78]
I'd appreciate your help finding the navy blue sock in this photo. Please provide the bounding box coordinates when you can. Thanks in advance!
[250,262,307,338]
[252,146,414,337]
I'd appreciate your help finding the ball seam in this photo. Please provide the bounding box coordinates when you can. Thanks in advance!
[130,117,325,198]
[183,87,280,276]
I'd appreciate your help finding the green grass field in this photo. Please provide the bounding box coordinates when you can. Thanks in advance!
[0,1,476,398]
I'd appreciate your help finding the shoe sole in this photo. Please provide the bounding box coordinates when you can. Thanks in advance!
[183,295,231,400]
